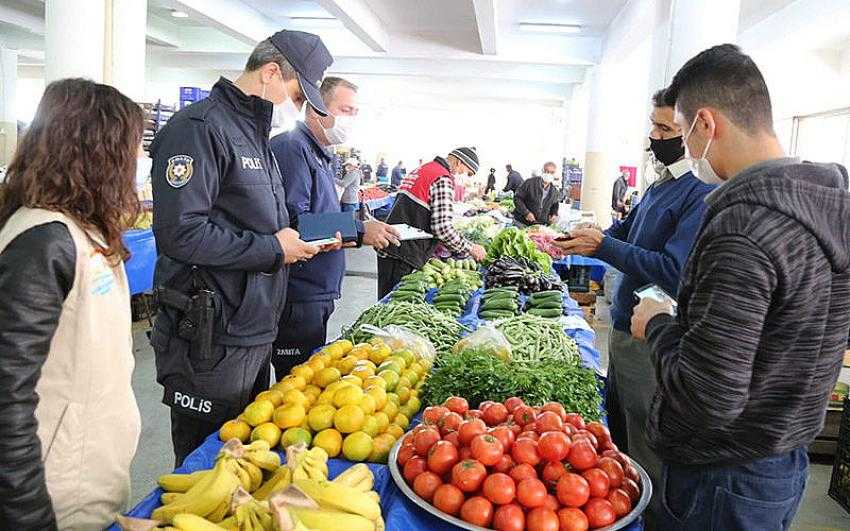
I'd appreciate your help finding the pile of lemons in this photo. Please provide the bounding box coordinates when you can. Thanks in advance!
[219,337,429,463]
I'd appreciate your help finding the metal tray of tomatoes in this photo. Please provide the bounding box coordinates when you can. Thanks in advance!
[387,438,653,531]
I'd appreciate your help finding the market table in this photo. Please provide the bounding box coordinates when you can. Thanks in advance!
[553,254,609,283]
[115,279,641,530]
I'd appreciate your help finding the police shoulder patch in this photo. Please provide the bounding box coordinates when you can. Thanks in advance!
[166,155,194,188]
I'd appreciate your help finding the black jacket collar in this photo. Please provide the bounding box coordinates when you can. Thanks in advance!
[210,77,272,136]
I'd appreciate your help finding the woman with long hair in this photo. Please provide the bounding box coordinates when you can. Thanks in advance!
[0,78,144,529]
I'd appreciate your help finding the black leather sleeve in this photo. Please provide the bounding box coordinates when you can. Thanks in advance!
[0,222,75,531]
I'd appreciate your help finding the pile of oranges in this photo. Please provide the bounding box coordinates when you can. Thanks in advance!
[219,337,430,463]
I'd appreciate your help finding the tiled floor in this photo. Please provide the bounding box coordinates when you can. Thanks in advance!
[127,248,850,528]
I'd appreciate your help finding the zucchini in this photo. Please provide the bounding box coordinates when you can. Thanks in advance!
[529,300,563,310]
[530,290,563,300]
[434,294,465,304]
[479,310,514,320]
[481,299,518,311]
[527,308,563,318]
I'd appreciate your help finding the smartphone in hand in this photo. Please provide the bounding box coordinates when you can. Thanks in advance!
[634,284,678,309]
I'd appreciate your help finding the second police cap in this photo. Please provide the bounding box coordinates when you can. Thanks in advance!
[269,30,333,116]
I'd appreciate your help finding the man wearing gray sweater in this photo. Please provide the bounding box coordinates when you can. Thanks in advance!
[632,44,850,531]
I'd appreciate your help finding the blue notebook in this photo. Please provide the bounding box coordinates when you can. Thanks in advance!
[297,212,358,244]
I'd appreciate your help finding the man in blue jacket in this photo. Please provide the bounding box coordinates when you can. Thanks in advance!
[555,87,713,524]
[270,76,398,376]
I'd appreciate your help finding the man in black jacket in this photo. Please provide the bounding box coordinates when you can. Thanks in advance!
[151,31,335,465]
[513,162,560,226]
[632,44,850,530]
[503,164,523,193]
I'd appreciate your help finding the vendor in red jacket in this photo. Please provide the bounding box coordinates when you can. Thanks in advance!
[377,147,486,298]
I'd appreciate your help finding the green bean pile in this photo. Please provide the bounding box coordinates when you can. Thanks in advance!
[345,301,468,353]
[495,314,579,364]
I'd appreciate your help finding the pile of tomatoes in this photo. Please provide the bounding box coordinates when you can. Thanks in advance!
[395,396,643,531]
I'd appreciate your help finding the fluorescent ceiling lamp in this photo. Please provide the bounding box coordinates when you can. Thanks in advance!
[289,16,340,28]
[170,10,189,18]
[519,22,582,34]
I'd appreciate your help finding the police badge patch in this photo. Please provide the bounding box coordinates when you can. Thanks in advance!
[166,155,194,188]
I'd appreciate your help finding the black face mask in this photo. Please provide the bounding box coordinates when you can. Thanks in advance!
[648,136,685,166]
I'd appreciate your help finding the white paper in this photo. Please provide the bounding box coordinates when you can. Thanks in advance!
[390,224,434,241]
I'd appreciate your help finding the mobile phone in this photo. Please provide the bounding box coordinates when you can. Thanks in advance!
[306,237,339,246]
[634,284,677,307]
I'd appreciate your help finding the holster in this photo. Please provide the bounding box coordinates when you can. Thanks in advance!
[154,282,214,362]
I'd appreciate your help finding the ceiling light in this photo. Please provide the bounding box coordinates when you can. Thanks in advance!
[170,10,189,18]
[289,16,341,28]
[519,22,582,34]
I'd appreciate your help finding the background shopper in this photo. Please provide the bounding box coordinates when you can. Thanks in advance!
[632,44,850,531]
[0,78,143,529]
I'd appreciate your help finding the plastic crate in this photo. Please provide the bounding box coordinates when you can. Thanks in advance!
[829,397,850,513]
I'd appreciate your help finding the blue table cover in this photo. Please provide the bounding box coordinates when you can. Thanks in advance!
[553,255,609,283]
[123,229,156,295]
[116,270,642,530]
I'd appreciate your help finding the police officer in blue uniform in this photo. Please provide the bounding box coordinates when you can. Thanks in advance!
[150,30,334,465]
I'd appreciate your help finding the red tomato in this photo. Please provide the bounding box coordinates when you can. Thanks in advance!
[413,426,441,456]
[585,422,609,443]
[493,502,525,531]
[557,507,589,531]
[444,396,469,416]
[541,460,567,487]
[459,447,473,461]
[583,498,616,528]
[439,412,464,435]
[396,444,416,467]
[493,454,515,474]
[511,437,541,466]
[466,409,484,420]
[509,463,538,483]
[600,440,618,453]
[535,411,565,434]
[582,468,611,499]
[423,406,449,425]
[479,400,498,411]
[504,397,525,413]
[622,478,641,503]
[526,507,560,531]
[451,459,487,492]
[608,488,633,517]
[542,494,560,512]
[516,478,547,509]
[564,413,586,430]
[443,431,461,448]
[458,418,487,446]
[471,434,504,466]
[573,431,598,450]
[567,439,598,471]
[604,450,630,468]
[427,440,460,475]
[624,464,640,484]
[403,456,427,483]
[540,402,566,420]
[597,457,624,488]
[483,472,516,505]
[489,425,516,451]
[460,496,494,527]
[432,483,465,516]
[483,403,510,426]
[513,405,536,426]
[412,471,442,501]
[563,423,577,436]
[556,473,591,508]
[538,431,571,462]
[517,431,540,442]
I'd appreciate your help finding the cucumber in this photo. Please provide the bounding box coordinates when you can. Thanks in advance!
[479,310,514,320]
[481,299,518,311]
[529,301,563,310]
[482,293,517,303]
[434,295,465,304]
[527,308,563,318]
[530,290,563,300]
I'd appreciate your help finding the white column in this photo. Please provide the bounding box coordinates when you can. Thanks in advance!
[581,68,614,225]
[0,48,17,166]
[108,0,147,101]
[666,0,742,80]
[45,0,107,83]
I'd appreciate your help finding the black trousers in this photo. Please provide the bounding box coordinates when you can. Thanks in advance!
[154,337,272,467]
[271,300,335,378]
[377,256,414,299]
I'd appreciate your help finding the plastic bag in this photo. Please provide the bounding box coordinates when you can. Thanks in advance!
[359,324,436,363]
[452,325,512,361]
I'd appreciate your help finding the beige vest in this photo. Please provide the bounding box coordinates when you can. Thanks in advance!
[0,208,141,530]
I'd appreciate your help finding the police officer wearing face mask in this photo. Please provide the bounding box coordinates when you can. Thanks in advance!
[150,30,336,466]
[552,87,714,526]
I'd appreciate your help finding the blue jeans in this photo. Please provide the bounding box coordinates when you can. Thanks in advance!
[341,202,359,212]
[658,448,808,531]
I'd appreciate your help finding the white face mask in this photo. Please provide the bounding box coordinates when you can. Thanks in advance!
[263,74,301,129]
[136,155,152,189]
[322,114,355,146]
[684,117,722,184]
[542,172,556,185]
